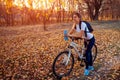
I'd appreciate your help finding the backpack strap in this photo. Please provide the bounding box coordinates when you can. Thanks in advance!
[74,21,88,37]
[79,21,81,29]
[74,21,81,29]
[79,21,87,37]
[82,21,90,33]
[84,27,87,37]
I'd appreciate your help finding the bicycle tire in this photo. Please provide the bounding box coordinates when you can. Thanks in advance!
[52,51,74,77]
[92,44,97,62]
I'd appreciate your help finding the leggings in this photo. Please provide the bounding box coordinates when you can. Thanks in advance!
[84,37,95,69]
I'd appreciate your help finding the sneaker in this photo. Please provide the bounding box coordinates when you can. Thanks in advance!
[84,69,90,76]
[88,66,94,70]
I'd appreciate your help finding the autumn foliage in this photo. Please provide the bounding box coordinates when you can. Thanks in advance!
[0,21,120,80]
[0,0,120,27]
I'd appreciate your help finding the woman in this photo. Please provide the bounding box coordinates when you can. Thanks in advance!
[67,12,95,76]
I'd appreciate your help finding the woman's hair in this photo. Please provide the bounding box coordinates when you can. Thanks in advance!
[72,12,81,19]
[72,12,82,20]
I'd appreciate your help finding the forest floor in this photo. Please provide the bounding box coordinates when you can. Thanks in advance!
[0,20,120,80]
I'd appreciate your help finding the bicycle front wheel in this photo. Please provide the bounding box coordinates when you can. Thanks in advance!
[52,51,74,77]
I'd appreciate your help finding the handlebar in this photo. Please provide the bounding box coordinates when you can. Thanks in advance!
[64,35,83,41]
[63,30,83,41]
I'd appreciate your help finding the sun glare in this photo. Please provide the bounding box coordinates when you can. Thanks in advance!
[13,0,54,10]
[13,0,23,7]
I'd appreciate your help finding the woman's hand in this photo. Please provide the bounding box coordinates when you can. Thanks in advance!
[67,33,73,37]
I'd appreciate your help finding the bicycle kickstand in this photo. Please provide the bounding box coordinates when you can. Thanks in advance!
[57,76,62,80]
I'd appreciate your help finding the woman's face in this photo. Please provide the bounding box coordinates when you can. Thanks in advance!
[73,14,80,24]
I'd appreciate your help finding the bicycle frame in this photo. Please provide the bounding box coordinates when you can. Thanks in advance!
[65,40,86,65]
[52,31,97,77]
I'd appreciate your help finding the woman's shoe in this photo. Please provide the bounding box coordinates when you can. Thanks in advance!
[88,66,94,70]
[84,69,90,76]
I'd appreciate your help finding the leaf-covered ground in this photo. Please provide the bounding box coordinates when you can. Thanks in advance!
[0,21,120,80]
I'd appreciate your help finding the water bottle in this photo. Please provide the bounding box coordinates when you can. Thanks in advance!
[64,30,68,41]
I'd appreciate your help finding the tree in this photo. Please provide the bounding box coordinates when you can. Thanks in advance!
[96,0,120,20]
[41,0,55,31]
[1,0,16,26]
[83,0,104,20]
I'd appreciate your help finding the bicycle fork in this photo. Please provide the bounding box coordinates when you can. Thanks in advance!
[64,49,72,66]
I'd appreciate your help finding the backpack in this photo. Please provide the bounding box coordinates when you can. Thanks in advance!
[75,21,93,37]
[80,21,93,33]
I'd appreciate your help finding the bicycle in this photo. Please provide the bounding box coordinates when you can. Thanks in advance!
[52,30,97,78]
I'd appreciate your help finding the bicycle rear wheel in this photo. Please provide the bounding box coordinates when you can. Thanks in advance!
[52,51,74,77]
[92,44,97,62]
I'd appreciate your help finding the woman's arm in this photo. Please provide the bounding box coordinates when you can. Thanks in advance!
[68,23,76,35]
[68,30,85,38]
[67,23,86,39]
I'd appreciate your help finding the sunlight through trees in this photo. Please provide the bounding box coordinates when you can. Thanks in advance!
[0,0,120,27]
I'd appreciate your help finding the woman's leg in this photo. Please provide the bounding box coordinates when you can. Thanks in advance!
[85,37,95,69]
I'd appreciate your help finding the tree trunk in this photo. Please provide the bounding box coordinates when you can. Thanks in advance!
[93,9,99,20]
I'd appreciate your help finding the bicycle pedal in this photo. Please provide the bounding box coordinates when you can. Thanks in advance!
[80,64,84,67]
[77,57,81,61]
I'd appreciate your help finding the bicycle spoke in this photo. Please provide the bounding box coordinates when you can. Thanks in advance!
[53,51,74,77]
